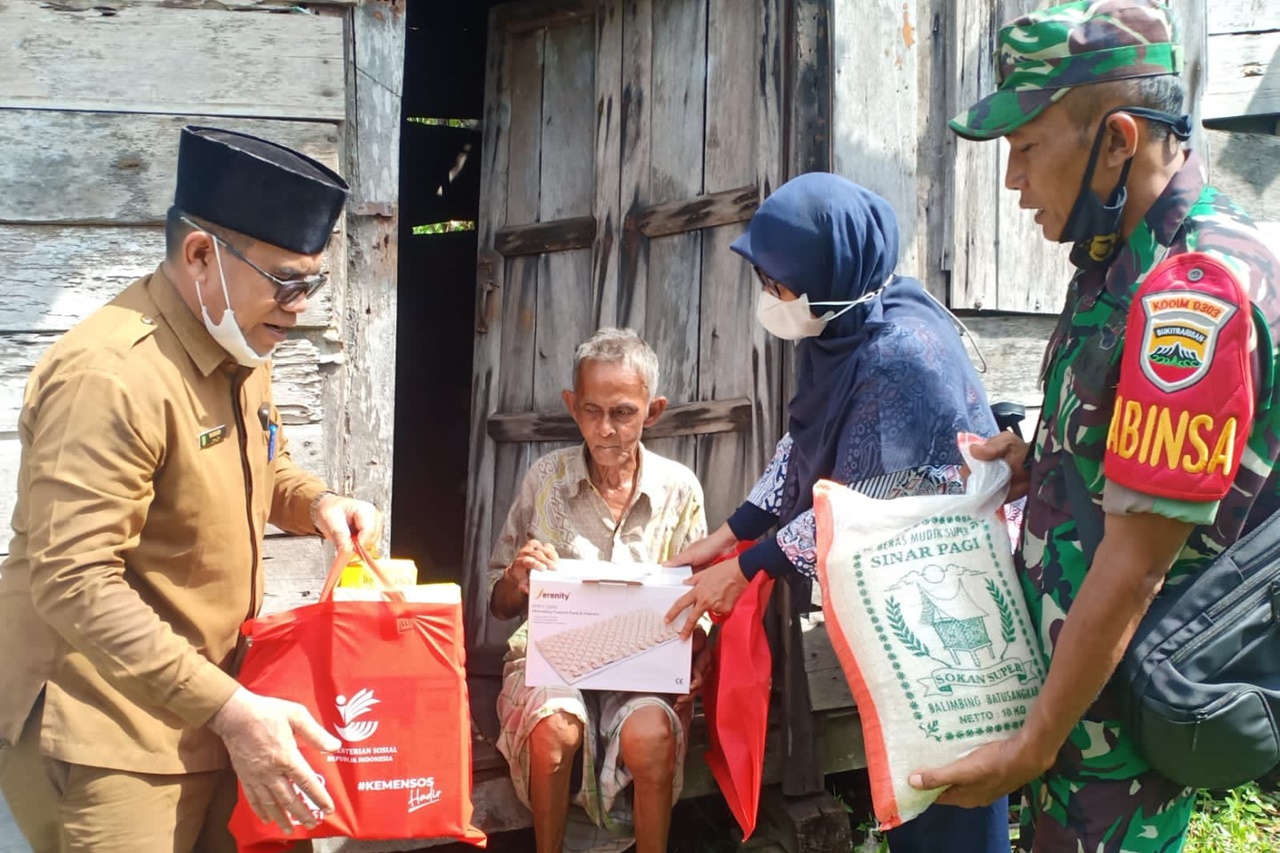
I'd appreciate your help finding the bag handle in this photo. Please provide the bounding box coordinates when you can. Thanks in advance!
[318,541,407,603]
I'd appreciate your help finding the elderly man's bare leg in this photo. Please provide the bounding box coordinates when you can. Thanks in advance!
[620,705,676,853]
[527,711,585,853]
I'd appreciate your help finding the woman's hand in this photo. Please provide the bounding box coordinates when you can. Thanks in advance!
[665,558,750,638]
[664,522,738,569]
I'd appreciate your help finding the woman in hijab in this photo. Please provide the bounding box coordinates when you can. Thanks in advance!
[665,173,1009,852]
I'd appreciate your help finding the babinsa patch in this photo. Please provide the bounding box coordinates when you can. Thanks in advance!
[1139,286,1236,392]
[1105,252,1254,503]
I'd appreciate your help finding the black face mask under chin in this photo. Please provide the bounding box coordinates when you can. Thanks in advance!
[1060,105,1193,269]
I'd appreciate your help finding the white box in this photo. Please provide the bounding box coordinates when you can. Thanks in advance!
[526,560,693,694]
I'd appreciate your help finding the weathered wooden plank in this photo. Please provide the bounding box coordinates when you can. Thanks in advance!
[947,0,1001,310]
[695,0,772,529]
[992,0,1076,315]
[483,26,546,649]
[0,225,336,333]
[43,0,358,9]
[494,216,596,256]
[802,613,855,712]
[590,0,624,329]
[260,534,326,616]
[497,0,594,34]
[336,0,405,559]
[790,0,833,178]
[532,18,597,465]
[757,0,786,456]
[487,397,753,444]
[464,9,519,652]
[618,0,654,332]
[962,314,1057,408]
[643,0,706,473]
[1208,0,1280,35]
[1169,0,1209,162]
[628,186,759,239]
[918,0,952,301]
[0,111,340,226]
[0,333,331,433]
[1204,31,1280,120]
[1209,130,1280,223]
[0,3,345,119]
[831,0,921,276]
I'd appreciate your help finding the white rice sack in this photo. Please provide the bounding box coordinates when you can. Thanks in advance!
[813,435,1045,829]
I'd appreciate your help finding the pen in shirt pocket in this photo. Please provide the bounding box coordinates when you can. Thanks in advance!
[257,404,278,462]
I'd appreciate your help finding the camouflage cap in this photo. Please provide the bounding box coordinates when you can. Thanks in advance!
[949,0,1181,141]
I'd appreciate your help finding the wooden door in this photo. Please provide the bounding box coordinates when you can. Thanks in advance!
[464,0,786,651]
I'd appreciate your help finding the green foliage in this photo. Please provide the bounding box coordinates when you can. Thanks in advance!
[411,220,476,236]
[407,117,481,130]
[1184,783,1280,853]
[887,597,932,658]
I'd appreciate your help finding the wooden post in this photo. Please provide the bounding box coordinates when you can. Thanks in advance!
[340,0,405,554]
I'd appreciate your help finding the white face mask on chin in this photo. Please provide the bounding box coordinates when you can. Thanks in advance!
[755,279,892,341]
[198,239,271,368]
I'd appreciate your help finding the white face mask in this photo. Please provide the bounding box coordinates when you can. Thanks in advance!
[197,239,271,368]
[755,278,892,341]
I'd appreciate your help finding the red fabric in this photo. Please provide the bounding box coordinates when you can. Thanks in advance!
[229,566,485,851]
[702,543,773,841]
[1105,252,1253,501]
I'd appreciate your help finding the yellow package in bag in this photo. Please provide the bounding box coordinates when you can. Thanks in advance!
[338,552,419,590]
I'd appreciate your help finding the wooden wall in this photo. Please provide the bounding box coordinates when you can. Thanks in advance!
[0,0,404,616]
[464,0,786,652]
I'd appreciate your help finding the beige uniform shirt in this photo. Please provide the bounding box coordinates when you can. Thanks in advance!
[0,269,327,774]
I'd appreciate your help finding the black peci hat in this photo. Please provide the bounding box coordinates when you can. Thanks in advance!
[174,126,349,255]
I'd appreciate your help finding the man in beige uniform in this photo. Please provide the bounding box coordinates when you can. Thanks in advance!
[0,126,381,853]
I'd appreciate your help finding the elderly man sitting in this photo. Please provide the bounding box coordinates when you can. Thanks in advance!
[488,327,707,853]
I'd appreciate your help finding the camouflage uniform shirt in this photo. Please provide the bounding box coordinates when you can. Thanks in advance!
[1017,152,1280,849]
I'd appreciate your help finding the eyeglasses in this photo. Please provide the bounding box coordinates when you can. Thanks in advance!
[754,266,783,298]
[182,216,328,307]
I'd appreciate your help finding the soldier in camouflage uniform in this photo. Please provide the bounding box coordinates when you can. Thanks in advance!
[908,2,1280,851]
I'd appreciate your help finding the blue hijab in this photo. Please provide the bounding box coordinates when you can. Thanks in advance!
[731,173,995,523]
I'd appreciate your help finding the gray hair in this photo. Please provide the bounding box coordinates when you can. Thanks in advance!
[572,327,660,398]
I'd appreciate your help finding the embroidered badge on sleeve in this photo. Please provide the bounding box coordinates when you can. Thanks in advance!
[1105,252,1254,502]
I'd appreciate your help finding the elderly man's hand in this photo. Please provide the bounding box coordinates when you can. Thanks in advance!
[505,539,559,595]
[968,431,1031,501]
[665,558,749,639]
[313,494,381,556]
[208,687,340,833]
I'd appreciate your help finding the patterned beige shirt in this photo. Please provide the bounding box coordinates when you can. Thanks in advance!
[488,443,707,654]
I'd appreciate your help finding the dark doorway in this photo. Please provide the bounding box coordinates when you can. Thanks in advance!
[391,0,505,582]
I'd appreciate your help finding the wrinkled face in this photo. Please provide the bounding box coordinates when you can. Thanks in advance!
[1004,104,1096,242]
[200,236,324,355]
[563,361,660,469]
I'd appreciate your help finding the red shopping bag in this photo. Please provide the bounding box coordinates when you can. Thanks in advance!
[701,544,774,841]
[229,549,486,851]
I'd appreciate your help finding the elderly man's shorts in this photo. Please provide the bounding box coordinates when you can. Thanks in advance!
[495,656,686,834]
